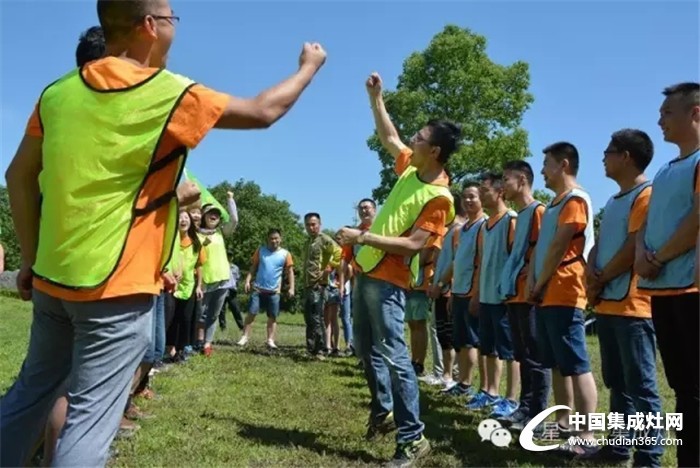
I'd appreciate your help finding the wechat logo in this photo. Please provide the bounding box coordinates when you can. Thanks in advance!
[478,419,513,448]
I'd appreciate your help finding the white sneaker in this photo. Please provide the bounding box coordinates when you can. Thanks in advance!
[266,340,278,349]
[236,336,248,346]
[441,378,456,390]
[418,374,442,385]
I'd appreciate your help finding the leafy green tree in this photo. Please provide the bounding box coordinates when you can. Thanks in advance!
[533,189,553,205]
[367,25,534,202]
[0,186,20,271]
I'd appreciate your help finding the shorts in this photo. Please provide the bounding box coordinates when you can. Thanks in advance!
[248,291,281,319]
[324,286,341,305]
[405,290,431,321]
[535,306,591,376]
[452,295,479,351]
[479,303,514,360]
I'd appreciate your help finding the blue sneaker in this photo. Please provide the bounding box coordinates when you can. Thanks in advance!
[489,398,519,419]
[442,383,476,398]
[465,391,499,411]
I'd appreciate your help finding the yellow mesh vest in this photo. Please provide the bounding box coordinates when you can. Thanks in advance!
[33,67,194,288]
[355,166,455,286]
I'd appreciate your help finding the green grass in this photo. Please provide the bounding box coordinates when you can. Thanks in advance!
[0,296,677,467]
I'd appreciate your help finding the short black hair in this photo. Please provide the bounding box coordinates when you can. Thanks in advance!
[268,228,282,237]
[503,160,534,186]
[97,0,158,43]
[304,212,321,222]
[479,171,504,189]
[451,191,467,216]
[357,198,376,209]
[76,26,106,67]
[609,129,654,172]
[462,180,480,190]
[663,82,700,108]
[426,119,462,164]
[542,141,579,176]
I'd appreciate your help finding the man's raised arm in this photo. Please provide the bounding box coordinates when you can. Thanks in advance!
[215,43,326,130]
[366,72,408,159]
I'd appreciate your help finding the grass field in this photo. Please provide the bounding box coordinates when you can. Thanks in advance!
[0,296,678,467]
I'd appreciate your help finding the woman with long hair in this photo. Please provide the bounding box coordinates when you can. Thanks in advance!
[165,210,206,361]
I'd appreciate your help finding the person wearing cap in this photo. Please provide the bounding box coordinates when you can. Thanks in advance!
[195,191,238,356]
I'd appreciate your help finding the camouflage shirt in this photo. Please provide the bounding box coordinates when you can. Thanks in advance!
[302,233,342,288]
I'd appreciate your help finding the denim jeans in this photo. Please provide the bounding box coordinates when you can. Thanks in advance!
[201,287,229,343]
[0,290,153,467]
[352,274,424,444]
[144,291,166,363]
[340,292,353,347]
[596,314,664,467]
[507,303,551,418]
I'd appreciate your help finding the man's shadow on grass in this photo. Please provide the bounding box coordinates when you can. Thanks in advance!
[418,390,568,467]
[209,415,385,464]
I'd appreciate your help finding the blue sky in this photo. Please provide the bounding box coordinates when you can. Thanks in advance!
[1,1,698,230]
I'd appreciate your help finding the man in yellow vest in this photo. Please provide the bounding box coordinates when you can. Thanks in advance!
[0,0,326,465]
[337,72,458,467]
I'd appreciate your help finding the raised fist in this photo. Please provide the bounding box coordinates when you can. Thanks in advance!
[299,42,327,70]
[365,72,382,97]
[177,181,200,206]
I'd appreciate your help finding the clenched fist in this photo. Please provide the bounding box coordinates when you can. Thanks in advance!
[177,181,200,207]
[365,72,383,98]
[299,42,327,71]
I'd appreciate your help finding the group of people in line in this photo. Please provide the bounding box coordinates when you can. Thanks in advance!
[333,73,698,468]
[0,1,697,468]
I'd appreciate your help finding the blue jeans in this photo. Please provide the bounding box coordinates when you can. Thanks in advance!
[352,274,424,444]
[597,314,663,467]
[144,291,166,363]
[507,303,551,418]
[0,290,153,467]
[341,293,353,347]
[201,287,229,343]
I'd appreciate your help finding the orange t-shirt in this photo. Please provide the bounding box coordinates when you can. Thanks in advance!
[181,237,208,267]
[540,194,589,309]
[644,168,700,296]
[28,57,229,301]
[507,204,545,304]
[361,148,452,290]
[596,186,652,317]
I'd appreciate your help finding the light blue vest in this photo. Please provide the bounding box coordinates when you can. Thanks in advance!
[534,189,595,281]
[452,216,487,296]
[480,210,517,304]
[596,181,652,300]
[254,246,290,292]
[432,223,461,293]
[639,151,700,290]
[498,201,543,301]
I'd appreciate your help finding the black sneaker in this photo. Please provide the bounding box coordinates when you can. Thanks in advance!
[385,436,431,467]
[365,412,397,441]
[499,407,529,429]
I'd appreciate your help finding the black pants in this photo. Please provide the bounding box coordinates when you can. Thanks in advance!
[507,303,551,418]
[651,292,699,468]
[167,295,197,352]
[219,289,244,330]
[304,286,325,355]
[434,295,453,350]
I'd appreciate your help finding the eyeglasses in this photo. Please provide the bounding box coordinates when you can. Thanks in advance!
[603,149,622,156]
[152,15,180,24]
